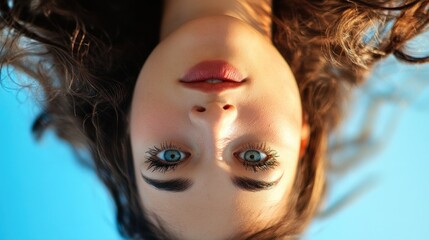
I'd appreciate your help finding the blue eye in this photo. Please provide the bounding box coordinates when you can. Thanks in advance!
[239,150,267,162]
[157,149,187,162]
[233,143,280,173]
[145,143,191,173]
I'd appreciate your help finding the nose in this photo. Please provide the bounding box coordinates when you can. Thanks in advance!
[189,102,237,134]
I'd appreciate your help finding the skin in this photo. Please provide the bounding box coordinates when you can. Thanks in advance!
[130,1,310,239]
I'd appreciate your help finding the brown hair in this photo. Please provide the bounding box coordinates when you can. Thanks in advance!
[1,0,428,239]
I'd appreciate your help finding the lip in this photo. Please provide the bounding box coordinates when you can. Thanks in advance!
[180,60,245,93]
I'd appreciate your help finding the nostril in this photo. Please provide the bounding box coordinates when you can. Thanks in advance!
[223,104,232,110]
[194,106,206,112]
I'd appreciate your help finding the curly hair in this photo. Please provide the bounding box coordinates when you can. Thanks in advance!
[1,0,428,239]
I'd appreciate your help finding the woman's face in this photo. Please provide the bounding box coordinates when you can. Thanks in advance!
[130,16,308,239]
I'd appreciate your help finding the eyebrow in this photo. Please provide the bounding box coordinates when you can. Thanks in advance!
[141,175,192,192]
[231,174,283,192]
[141,173,283,192]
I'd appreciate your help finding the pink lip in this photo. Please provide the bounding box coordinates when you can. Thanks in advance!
[180,60,245,93]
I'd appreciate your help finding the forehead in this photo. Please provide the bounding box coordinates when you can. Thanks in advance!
[139,176,291,240]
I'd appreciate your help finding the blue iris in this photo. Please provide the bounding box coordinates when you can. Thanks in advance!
[243,150,263,162]
[163,150,182,162]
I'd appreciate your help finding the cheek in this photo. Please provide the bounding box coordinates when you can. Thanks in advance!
[131,70,182,137]
[132,108,176,138]
[130,100,186,160]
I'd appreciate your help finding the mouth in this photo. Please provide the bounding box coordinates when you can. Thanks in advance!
[180,60,246,93]
[180,80,244,93]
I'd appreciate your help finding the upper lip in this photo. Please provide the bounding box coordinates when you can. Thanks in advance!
[179,60,246,92]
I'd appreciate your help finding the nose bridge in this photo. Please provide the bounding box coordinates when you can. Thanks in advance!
[189,102,237,164]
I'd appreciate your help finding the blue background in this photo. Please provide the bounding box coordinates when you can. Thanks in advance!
[1,56,428,239]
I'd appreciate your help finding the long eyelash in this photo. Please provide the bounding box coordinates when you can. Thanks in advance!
[145,142,184,173]
[237,143,280,173]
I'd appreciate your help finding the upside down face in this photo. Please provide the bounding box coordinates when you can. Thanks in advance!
[130,16,309,240]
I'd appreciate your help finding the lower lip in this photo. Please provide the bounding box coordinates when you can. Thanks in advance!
[180,81,243,93]
[180,60,245,93]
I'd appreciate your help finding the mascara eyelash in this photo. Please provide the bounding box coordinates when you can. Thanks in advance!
[234,143,280,173]
[145,142,190,173]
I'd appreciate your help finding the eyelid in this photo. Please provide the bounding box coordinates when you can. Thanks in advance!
[234,142,278,159]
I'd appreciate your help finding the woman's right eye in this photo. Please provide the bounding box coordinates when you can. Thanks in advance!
[238,149,267,162]
[233,143,280,172]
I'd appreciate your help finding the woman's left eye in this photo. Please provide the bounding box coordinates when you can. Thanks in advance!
[157,149,188,162]
[145,143,191,173]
